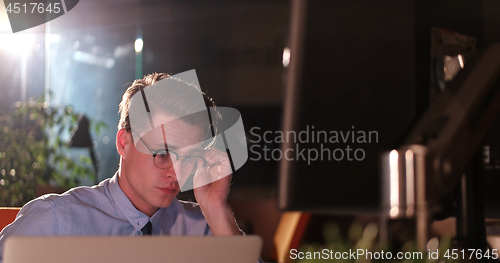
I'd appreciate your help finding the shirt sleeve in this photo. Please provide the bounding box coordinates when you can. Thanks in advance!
[0,198,60,262]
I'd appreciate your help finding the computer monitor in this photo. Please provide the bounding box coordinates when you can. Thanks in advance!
[278,0,485,214]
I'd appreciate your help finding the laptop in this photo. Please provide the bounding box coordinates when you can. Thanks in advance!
[4,235,262,263]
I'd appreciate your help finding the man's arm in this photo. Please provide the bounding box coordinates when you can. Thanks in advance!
[192,147,240,235]
[0,198,59,263]
[202,203,242,235]
[193,148,264,263]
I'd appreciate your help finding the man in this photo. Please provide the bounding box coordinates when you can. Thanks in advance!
[0,72,256,262]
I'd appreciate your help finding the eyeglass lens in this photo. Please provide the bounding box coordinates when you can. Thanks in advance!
[154,151,205,175]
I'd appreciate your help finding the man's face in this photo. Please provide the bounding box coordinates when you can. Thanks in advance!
[118,113,205,216]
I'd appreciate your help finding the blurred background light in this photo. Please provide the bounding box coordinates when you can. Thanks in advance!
[444,54,465,81]
[46,33,61,44]
[134,38,143,53]
[73,50,115,68]
[0,1,12,33]
[0,33,35,55]
[282,47,290,67]
[114,43,133,58]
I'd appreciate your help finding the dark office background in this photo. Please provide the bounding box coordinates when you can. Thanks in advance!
[2,1,500,259]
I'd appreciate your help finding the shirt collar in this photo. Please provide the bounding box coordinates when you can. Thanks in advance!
[108,172,151,231]
[150,197,178,230]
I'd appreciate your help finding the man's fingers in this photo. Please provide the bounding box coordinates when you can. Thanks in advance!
[208,162,232,180]
[193,168,212,189]
[193,163,232,189]
[204,148,228,164]
[204,148,232,177]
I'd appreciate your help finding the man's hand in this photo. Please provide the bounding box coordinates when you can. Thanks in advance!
[193,147,232,207]
[193,147,241,235]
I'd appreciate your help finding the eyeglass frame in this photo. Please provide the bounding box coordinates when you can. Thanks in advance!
[129,129,209,172]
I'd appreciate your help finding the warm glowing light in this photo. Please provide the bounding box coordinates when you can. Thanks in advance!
[0,3,12,33]
[282,47,291,67]
[46,33,60,43]
[134,38,143,52]
[458,54,464,69]
[389,150,399,214]
[390,206,399,217]
[444,54,464,82]
[405,150,414,216]
[0,33,35,55]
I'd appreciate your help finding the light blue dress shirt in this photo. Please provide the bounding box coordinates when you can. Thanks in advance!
[0,173,212,262]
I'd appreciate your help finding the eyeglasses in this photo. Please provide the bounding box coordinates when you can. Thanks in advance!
[138,137,208,176]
